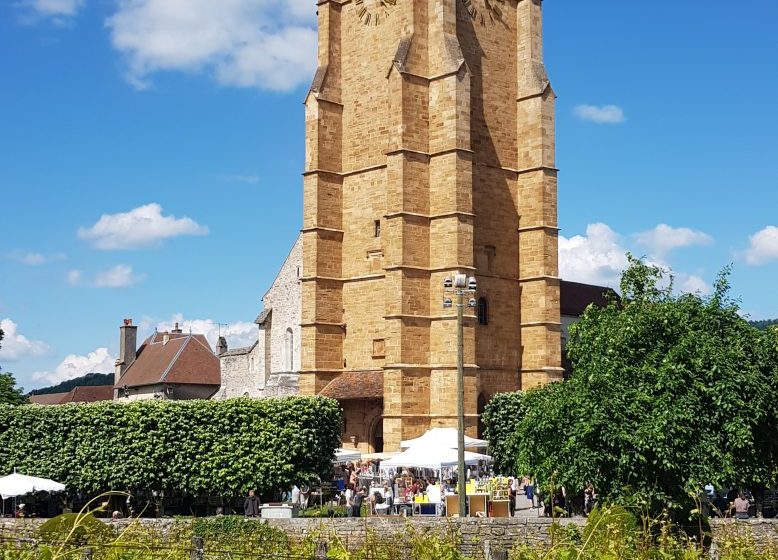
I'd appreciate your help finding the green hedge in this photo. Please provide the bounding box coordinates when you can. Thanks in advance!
[481,391,525,476]
[0,397,342,497]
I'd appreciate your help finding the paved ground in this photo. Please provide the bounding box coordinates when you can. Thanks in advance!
[513,492,541,518]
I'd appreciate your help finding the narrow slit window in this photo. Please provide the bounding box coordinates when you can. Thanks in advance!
[374,220,381,237]
[477,297,489,326]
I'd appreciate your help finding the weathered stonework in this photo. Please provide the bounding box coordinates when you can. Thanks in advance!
[216,236,303,399]
[5,518,778,555]
[301,0,562,451]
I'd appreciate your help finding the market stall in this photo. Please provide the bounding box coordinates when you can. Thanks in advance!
[0,473,66,517]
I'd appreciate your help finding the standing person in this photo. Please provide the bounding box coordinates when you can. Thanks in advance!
[349,465,359,489]
[290,484,301,508]
[526,478,535,507]
[508,479,517,517]
[352,486,365,517]
[344,484,355,517]
[244,490,260,518]
[584,483,596,516]
[733,492,750,519]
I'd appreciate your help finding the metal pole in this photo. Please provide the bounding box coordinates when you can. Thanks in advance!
[457,289,466,517]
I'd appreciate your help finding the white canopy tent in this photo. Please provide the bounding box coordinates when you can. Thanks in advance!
[400,427,488,450]
[380,444,491,471]
[0,473,65,500]
[334,448,361,463]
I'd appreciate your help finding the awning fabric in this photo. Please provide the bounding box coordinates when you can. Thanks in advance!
[334,448,361,463]
[0,473,66,499]
[400,427,488,450]
[380,444,491,470]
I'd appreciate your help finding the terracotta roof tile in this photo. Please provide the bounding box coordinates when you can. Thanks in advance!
[29,392,69,405]
[117,334,220,389]
[60,386,114,403]
[319,371,383,400]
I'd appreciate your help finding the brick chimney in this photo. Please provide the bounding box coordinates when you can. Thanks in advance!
[114,318,138,385]
[172,322,182,334]
[216,336,228,356]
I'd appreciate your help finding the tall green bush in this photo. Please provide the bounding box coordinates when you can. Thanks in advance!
[0,397,342,497]
[482,392,525,476]
[485,256,778,516]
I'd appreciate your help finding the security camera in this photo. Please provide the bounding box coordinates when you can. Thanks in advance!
[443,277,453,288]
[443,298,453,308]
[467,277,477,290]
[468,298,477,308]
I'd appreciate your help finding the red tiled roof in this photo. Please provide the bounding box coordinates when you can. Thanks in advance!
[560,280,616,317]
[319,371,383,400]
[29,392,69,405]
[117,334,220,389]
[60,386,113,403]
[29,385,114,405]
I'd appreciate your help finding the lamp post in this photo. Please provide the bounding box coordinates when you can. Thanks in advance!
[443,273,477,517]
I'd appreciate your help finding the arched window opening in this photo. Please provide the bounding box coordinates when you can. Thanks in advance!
[477,297,489,326]
[285,328,294,371]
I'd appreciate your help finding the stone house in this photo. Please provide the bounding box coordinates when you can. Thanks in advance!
[215,235,302,399]
[113,319,221,401]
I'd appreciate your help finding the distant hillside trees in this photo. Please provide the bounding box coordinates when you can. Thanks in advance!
[750,319,778,331]
[28,372,113,396]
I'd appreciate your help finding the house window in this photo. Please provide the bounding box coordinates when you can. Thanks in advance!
[285,328,294,371]
[374,220,381,237]
[477,297,489,326]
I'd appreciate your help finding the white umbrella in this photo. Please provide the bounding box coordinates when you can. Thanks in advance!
[380,444,491,470]
[334,448,361,463]
[0,473,66,500]
[400,427,488,450]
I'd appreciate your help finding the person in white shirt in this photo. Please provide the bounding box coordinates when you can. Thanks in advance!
[291,484,301,507]
[375,483,394,515]
[344,484,355,516]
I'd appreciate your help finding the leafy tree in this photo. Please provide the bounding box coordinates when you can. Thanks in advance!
[0,372,28,406]
[482,392,525,476]
[0,327,27,405]
[512,255,778,516]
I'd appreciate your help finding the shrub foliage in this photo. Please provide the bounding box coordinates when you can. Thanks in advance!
[482,392,525,476]
[0,397,342,497]
[485,256,778,514]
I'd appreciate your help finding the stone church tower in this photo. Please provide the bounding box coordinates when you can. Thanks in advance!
[301,0,562,452]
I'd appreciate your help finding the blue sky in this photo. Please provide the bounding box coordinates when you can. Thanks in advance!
[1,0,777,391]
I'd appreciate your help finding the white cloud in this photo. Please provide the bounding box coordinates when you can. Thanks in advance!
[66,269,83,285]
[559,223,629,287]
[220,174,260,185]
[106,0,317,92]
[677,274,712,295]
[94,264,144,288]
[0,318,51,362]
[573,104,626,124]
[7,250,66,265]
[15,252,45,265]
[634,224,713,258]
[744,225,778,265]
[152,314,257,351]
[32,347,116,385]
[26,0,84,16]
[78,203,208,250]
[560,223,713,295]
